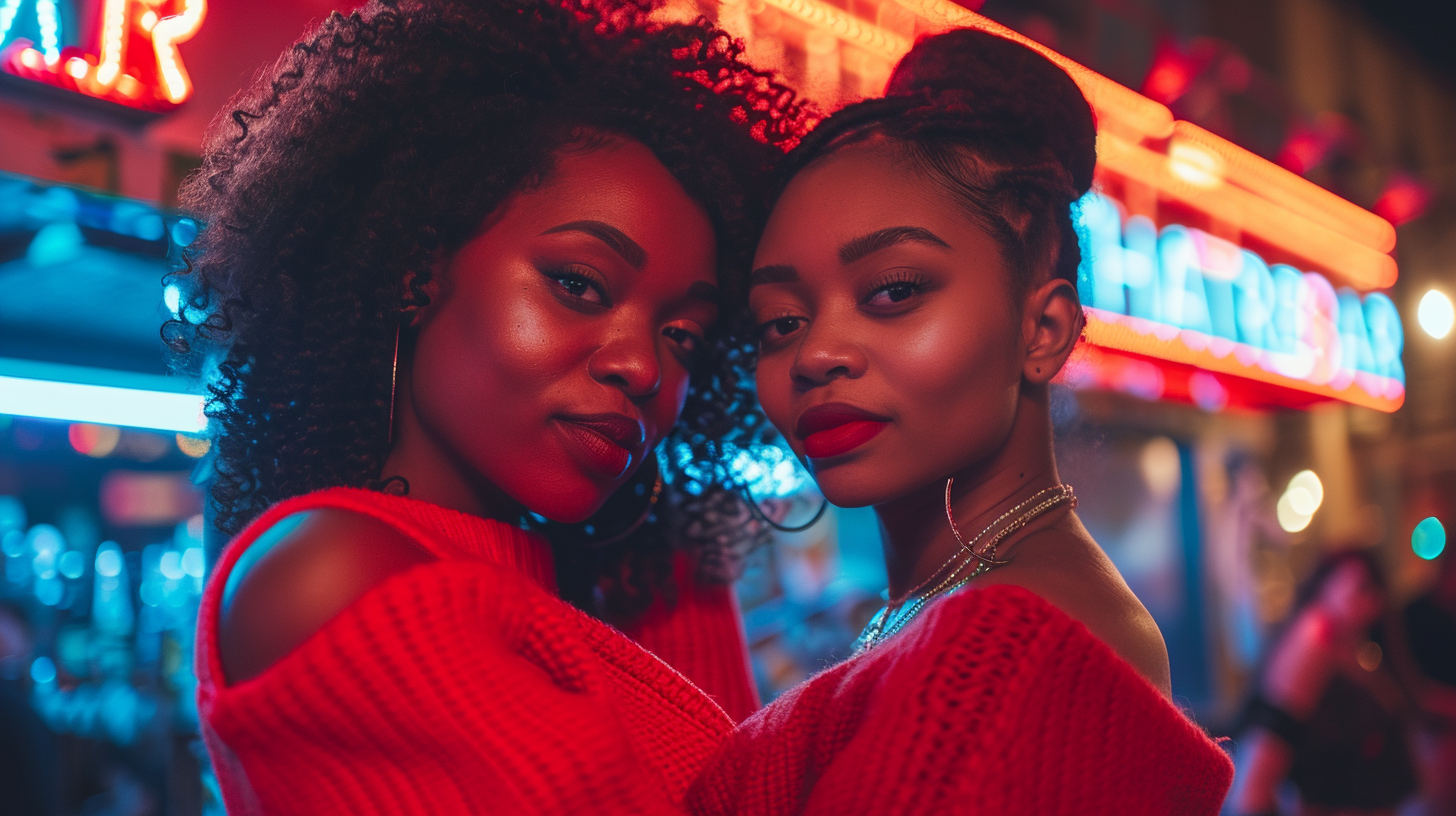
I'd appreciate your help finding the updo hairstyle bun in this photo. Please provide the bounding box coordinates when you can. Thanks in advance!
[784,28,1097,299]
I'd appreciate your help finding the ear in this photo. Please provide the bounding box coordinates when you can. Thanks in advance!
[1020,278,1084,385]
[401,257,447,329]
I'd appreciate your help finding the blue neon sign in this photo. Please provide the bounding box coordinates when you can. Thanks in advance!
[1075,192,1404,393]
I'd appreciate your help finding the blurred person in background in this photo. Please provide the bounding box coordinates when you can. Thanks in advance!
[1394,550,1456,816]
[0,599,60,816]
[1229,550,1417,816]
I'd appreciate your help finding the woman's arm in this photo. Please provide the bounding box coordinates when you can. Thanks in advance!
[1228,731,1294,816]
[1228,612,1335,815]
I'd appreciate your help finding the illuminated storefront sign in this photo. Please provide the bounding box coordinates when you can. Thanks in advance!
[1072,193,1404,412]
[0,0,205,112]
[682,0,1407,412]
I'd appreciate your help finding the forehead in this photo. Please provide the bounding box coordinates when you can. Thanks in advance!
[506,139,717,271]
[758,144,974,263]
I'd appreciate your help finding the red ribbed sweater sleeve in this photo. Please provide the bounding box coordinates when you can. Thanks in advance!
[687,584,1234,816]
[200,560,726,815]
[624,553,760,723]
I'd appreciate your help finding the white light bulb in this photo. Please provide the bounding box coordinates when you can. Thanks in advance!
[1418,289,1454,339]
[1277,493,1313,533]
[1287,470,1323,514]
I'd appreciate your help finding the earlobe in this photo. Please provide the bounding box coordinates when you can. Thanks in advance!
[1023,279,1083,385]
[402,266,444,328]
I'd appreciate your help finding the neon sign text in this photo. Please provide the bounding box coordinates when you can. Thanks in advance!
[0,0,205,111]
[1075,192,1404,411]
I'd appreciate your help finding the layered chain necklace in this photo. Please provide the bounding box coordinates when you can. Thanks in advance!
[850,481,1076,657]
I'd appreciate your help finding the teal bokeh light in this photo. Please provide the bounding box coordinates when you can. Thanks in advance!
[1412,517,1446,561]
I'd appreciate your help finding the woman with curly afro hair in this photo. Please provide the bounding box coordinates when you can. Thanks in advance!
[173,0,811,812]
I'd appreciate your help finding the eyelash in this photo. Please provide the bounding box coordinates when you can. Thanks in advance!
[861,270,931,308]
[663,326,704,358]
[543,264,707,363]
[756,312,805,345]
[543,263,610,306]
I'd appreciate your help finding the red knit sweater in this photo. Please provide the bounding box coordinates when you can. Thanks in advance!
[195,488,758,815]
[687,583,1234,816]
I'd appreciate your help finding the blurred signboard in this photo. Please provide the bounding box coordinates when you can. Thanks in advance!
[0,0,206,116]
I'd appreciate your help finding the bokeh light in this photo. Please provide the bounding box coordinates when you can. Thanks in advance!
[1418,289,1454,339]
[69,423,121,457]
[58,550,85,579]
[1277,470,1323,532]
[1412,516,1446,560]
[176,433,210,458]
[1277,493,1314,532]
[31,656,56,685]
[1139,436,1182,499]
[163,283,182,318]
[95,545,122,578]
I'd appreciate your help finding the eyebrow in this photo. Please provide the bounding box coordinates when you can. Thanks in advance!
[838,226,951,265]
[541,220,647,269]
[748,264,798,288]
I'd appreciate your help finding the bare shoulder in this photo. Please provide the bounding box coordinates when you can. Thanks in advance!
[987,526,1173,698]
[217,508,435,685]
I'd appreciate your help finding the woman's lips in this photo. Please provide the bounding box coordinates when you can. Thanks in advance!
[796,402,891,459]
[554,413,643,479]
[802,421,887,459]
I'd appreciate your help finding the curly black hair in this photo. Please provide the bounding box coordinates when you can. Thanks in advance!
[776,28,1096,302]
[165,0,813,617]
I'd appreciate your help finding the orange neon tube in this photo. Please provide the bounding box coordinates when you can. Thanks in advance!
[1081,310,1404,412]
[1171,122,1396,254]
[151,0,206,104]
[759,0,911,60]
[1097,131,1398,290]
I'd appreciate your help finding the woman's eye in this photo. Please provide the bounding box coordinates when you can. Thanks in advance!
[864,282,921,308]
[758,316,804,343]
[545,265,608,305]
[663,326,703,355]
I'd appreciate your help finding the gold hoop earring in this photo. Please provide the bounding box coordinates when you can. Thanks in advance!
[587,467,664,548]
[742,484,828,533]
[387,321,401,445]
[543,452,665,548]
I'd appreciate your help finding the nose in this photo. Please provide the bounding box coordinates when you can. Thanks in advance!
[587,325,661,399]
[790,321,868,387]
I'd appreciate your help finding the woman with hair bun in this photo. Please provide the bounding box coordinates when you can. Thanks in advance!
[173,0,810,812]
[688,29,1233,815]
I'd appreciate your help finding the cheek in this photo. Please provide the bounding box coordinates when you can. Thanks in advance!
[880,306,1021,438]
[433,269,612,403]
[753,354,797,439]
[408,284,611,515]
[646,363,694,445]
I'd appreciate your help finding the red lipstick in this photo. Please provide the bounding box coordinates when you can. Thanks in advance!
[555,412,645,479]
[795,402,890,459]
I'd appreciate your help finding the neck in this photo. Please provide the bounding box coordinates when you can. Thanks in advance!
[379,368,525,524]
[874,385,1063,601]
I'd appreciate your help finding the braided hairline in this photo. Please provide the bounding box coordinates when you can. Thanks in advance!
[775,90,1084,298]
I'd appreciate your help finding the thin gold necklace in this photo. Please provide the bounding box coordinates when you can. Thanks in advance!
[851,482,1075,656]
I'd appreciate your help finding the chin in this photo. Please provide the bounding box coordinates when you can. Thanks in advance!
[517,479,613,524]
[809,466,902,509]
